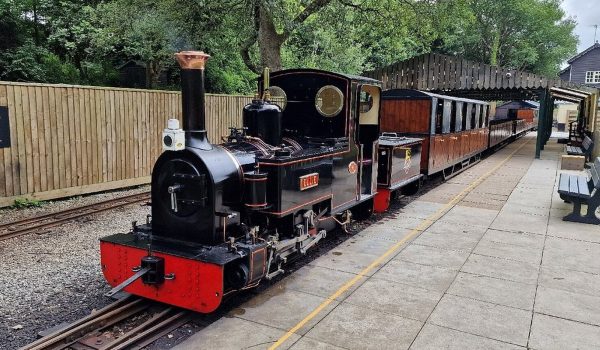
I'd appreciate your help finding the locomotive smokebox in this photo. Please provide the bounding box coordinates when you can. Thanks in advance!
[175,51,210,132]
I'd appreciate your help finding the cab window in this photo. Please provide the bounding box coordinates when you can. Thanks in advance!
[435,99,444,134]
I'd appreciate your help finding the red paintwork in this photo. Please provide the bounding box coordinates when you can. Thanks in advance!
[100,241,224,313]
[374,189,391,213]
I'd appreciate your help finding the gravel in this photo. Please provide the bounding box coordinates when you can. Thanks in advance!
[0,186,151,349]
[0,186,149,225]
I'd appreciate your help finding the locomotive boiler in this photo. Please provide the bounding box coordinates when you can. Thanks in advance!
[100,51,419,313]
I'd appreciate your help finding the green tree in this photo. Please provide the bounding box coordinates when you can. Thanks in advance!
[436,0,577,76]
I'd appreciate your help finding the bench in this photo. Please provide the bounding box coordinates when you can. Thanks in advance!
[558,157,600,224]
[565,135,594,162]
[568,121,584,145]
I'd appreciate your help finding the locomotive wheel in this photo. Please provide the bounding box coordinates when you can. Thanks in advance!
[401,179,422,196]
[351,198,374,221]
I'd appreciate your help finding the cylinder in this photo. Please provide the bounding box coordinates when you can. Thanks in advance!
[175,51,210,131]
[244,171,268,209]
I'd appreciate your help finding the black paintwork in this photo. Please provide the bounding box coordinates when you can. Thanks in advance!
[0,106,10,148]
[377,135,423,190]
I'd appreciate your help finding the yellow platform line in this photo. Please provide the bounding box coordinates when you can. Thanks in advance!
[268,137,532,349]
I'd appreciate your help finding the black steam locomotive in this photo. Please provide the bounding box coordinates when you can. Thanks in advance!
[100,51,423,312]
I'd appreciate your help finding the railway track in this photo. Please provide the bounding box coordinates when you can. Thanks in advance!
[0,192,150,241]
[20,296,189,350]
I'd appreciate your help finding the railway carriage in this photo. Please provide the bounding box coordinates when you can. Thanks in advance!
[380,90,490,178]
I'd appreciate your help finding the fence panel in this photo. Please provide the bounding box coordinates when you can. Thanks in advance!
[0,81,250,207]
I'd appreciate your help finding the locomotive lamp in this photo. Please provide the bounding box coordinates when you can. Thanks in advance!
[162,118,185,151]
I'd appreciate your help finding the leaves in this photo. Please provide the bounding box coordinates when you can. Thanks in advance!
[0,0,580,91]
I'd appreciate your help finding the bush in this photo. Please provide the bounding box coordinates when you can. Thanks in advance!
[12,198,45,209]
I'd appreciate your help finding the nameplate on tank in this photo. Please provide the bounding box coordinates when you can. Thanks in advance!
[299,173,319,191]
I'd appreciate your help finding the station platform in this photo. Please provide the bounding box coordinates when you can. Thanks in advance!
[176,133,600,350]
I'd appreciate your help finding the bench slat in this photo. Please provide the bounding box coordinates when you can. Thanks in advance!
[578,176,591,197]
[569,176,578,194]
[558,174,570,193]
[591,158,600,189]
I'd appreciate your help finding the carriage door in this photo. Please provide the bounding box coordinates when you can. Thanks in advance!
[357,84,381,196]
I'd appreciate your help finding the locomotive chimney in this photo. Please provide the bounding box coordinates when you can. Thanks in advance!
[175,51,210,131]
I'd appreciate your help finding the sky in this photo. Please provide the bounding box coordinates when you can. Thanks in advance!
[561,0,600,53]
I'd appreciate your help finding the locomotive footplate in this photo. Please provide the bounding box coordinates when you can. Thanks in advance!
[100,231,269,313]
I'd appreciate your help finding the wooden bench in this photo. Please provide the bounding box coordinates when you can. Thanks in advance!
[566,135,594,161]
[558,157,600,224]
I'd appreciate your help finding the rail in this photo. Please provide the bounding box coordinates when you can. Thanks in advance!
[20,296,189,350]
[0,192,150,241]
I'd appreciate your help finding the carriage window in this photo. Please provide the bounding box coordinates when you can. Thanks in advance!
[450,101,457,132]
[359,90,373,113]
[480,105,487,127]
[435,99,444,134]
[315,85,344,117]
[470,104,477,129]
[462,103,468,130]
[269,86,287,110]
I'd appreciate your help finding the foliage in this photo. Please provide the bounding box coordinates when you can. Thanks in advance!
[0,0,581,91]
[436,0,577,76]
[11,197,45,209]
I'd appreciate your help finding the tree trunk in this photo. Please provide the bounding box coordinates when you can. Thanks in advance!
[258,7,284,71]
[490,30,500,66]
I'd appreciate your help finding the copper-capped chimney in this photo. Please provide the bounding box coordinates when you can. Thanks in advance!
[175,51,210,132]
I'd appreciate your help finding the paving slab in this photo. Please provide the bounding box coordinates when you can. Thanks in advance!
[344,277,442,321]
[412,227,481,251]
[428,294,532,346]
[461,254,539,284]
[289,338,346,350]
[357,225,418,242]
[426,219,489,236]
[175,317,300,350]
[274,264,362,301]
[542,236,600,274]
[447,272,536,310]
[529,314,600,350]
[372,259,458,293]
[479,229,545,249]
[305,302,423,350]
[409,323,524,350]
[440,205,499,227]
[490,210,548,235]
[230,288,338,335]
[397,200,447,219]
[473,237,543,265]
[546,215,600,243]
[309,249,387,276]
[395,244,470,270]
[535,286,600,327]
[538,266,600,297]
[374,215,427,231]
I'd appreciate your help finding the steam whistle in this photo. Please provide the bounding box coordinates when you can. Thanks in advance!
[262,67,271,101]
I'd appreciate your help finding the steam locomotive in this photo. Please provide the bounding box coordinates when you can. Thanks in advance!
[100,51,532,313]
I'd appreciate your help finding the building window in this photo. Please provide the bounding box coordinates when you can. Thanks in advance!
[585,71,600,83]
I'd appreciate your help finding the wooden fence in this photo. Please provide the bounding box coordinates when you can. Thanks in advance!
[0,81,250,207]
[363,52,583,92]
